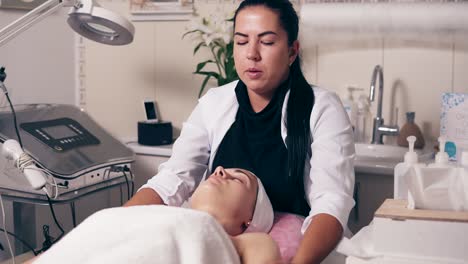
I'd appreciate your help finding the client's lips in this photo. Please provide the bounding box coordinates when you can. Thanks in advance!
[246,68,262,79]
[208,175,223,185]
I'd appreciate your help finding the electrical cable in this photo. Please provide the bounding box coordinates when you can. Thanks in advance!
[103,168,110,180]
[0,68,24,149]
[45,194,65,242]
[126,166,135,196]
[70,202,76,228]
[13,150,59,199]
[1,67,65,256]
[5,94,23,149]
[122,170,130,201]
[119,185,123,206]
[50,176,59,199]
[0,194,38,256]
[0,194,15,264]
[39,225,53,253]
[0,227,38,256]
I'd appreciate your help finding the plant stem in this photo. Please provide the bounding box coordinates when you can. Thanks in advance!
[210,45,224,79]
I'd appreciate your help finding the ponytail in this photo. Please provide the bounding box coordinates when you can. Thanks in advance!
[286,57,314,206]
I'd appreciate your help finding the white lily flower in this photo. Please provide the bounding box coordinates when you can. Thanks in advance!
[183,9,238,97]
[202,34,214,46]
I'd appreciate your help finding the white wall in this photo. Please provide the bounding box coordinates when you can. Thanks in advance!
[81,1,468,146]
[301,40,468,143]
[0,8,76,107]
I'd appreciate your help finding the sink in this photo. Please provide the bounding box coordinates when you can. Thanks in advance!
[354,143,434,175]
[355,143,419,162]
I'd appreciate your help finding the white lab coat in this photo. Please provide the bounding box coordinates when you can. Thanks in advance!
[141,80,355,233]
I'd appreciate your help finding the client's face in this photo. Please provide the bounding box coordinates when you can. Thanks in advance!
[191,167,258,236]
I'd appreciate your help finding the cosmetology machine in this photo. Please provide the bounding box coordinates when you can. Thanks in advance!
[0,104,135,199]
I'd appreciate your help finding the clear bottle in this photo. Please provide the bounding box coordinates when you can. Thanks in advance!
[342,87,359,133]
[355,94,370,143]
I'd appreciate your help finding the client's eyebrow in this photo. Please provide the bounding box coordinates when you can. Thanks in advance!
[234,31,278,38]
[234,169,251,178]
[233,169,254,181]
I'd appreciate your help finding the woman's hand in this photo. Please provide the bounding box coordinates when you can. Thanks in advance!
[123,188,165,207]
[231,232,282,264]
[291,213,343,264]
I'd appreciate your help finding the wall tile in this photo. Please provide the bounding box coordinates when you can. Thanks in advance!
[315,41,383,101]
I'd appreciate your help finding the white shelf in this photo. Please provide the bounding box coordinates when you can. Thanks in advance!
[126,141,173,157]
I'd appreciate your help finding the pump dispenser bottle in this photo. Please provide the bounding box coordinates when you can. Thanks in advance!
[394,136,423,199]
[428,136,451,168]
[342,86,361,133]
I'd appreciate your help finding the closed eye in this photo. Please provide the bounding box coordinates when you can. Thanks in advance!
[233,178,243,183]
[232,170,253,186]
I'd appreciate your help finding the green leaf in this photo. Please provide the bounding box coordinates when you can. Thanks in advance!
[195,60,215,72]
[195,71,221,79]
[182,29,202,39]
[199,74,213,98]
[193,42,206,55]
[216,47,225,63]
[225,42,234,57]
[218,77,228,86]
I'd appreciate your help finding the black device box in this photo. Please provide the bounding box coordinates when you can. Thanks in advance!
[138,121,173,146]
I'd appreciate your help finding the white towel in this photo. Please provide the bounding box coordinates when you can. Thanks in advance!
[336,223,382,259]
[35,206,241,264]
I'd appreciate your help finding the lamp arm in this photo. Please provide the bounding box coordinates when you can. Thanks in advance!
[0,0,78,47]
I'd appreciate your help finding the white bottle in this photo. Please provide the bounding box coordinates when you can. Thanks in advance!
[394,136,422,199]
[428,136,452,168]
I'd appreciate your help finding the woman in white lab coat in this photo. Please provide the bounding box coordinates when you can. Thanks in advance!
[126,0,355,263]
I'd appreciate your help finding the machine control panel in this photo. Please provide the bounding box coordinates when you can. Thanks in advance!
[21,118,100,152]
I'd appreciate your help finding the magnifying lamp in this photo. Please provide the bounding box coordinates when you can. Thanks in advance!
[0,0,135,47]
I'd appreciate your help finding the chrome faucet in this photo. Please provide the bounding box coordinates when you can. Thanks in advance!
[368,65,399,144]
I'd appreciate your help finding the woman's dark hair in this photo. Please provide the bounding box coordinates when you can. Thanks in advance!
[234,0,315,210]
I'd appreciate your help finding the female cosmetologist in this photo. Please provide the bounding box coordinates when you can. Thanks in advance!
[126,0,355,263]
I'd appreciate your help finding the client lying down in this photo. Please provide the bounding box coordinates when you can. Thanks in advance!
[28,167,281,264]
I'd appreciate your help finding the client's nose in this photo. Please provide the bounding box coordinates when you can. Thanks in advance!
[214,166,226,177]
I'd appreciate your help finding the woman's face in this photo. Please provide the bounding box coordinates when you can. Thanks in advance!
[233,5,298,99]
[191,167,258,236]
